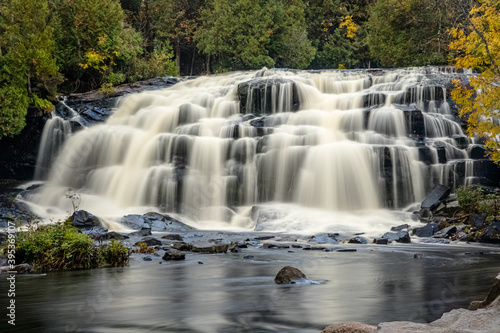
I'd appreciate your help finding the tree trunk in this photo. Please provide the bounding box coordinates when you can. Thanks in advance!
[206,54,210,74]
[176,38,181,75]
[190,46,196,76]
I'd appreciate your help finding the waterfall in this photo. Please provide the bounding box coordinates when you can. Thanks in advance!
[25,67,487,233]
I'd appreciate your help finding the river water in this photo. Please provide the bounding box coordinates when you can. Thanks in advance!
[2,241,499,332]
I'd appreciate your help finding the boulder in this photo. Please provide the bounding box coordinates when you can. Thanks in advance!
[0,263,32,274]
[391,224,410,232]
[88,231,126,241]
[135,237,162,247]
[130,226,152,237]
[120,213,194,232]
[190,240,229,253]
[322,322,377,333]
[69,210,102,229]
[274,266,306,284]
[162,249,185,261]
[480,222,500,243]
[171,242,192,251]
[161,234,183,241]
[420,184,451,212]
[382,231,411,243]
[347,237,368,244]
[470,213,487,228]
[412,223,439,237]
[374,238,389,245]
[432,225,458,239]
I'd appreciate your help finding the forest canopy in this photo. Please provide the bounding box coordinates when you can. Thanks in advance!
[0,0,499,157]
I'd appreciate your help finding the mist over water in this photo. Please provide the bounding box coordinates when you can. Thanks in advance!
[25,67,477,234]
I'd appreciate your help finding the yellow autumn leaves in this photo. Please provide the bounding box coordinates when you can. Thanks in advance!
[450,0,500,163]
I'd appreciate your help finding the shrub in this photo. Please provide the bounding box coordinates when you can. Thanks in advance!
[456,185,483,214]
[1,220,130,273]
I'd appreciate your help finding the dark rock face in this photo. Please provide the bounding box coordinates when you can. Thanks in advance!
[161,234,183,241]
[162,249,185,261]
[382,231,411,243]
[238,78,299,114]
[69,210,102,229]
[274,266,306,284]
[412,223,439,237]
[0,110,50,180]
[470,213,487,228]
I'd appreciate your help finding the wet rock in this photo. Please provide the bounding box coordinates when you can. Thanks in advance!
[171,242,192,251]
[274,266,306,284]
[469,145,488,160]
[432,225,457,238]
[382,231,411,243]
[412,223,439,237]
[120,213,194,232]
[130,226,152,237]
[162,249,185,261]
[243,255,254,259]
[190,240,229,253]
[391,224,410,231]
[161,234,183,241]
[88,231,126,241]
[420,184,451,212]
[414,253,424,259]
[0,263,32,274]
[470,213,487,229]
[69,210,102,229]
[347,237,368,244]
[309,234,339,244]
[263,243,290,249]
[228,242,241,253]
[135,237,162,247]
[374,238,389,245]
[480,222,500,243]
[337,249,357,252]
[322,322,377,333]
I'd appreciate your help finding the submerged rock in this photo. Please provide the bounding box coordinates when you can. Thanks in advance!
[274,266,306,284]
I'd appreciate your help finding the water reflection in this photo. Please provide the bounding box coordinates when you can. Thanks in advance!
[1,245,499,332]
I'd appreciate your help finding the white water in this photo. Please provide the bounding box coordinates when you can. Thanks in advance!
[24,68,477,235]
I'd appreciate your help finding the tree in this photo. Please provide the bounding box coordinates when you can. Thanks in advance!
[450,0,500,163]
[268,0,316,69]
[305,0,370,69]
[52,0,141,91]
[368,0,451,67]
[0,0,61,138]
[195,0,275,72]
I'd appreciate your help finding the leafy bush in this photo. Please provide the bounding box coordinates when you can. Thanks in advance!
[133,242,155,254]
[2,220,130,272]
[456,185,483,214]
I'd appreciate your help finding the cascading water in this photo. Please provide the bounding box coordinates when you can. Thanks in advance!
[23,67,490,234]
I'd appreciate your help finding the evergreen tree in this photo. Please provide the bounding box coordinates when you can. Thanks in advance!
[0,0,61,138]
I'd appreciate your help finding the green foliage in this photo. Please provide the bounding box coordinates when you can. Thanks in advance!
[134,242,155,254]
[195,0,275,70]
[456,185,483,214]
[1,220,130,272]
[368,0,450,67]
[100,239,130,267]
[0,0,61,138]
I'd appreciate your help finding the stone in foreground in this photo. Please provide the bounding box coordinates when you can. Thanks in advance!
[274,266,306,284]
[162,250,185,261]
[0,263,32,274]
[322,322,377,333]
